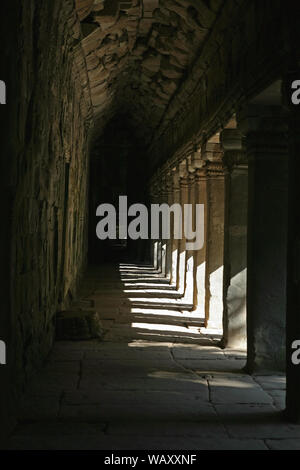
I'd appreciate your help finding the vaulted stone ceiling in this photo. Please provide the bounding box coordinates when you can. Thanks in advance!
[75,0,224,143]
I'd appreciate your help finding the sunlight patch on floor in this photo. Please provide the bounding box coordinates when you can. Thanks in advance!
[131,322,201,334]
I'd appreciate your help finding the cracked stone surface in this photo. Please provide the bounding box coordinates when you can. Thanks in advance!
[7,264,299,450]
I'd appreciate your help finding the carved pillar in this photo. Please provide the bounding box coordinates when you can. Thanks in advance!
[184,161,196,303]
[171,167,180,287]
[221,128,248,349]
[193,163,208,317]
[160,173,168,277]
[150,177,161,271]
[149,180,156,269]
[204,139,226,329]
[165,171,173,280]
[238,105,288,372]
[177,160,189,295]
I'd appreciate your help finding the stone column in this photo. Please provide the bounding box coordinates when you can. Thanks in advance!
[160,173,168,277]
[238,105,288,372]
[177,160,189,295]
[283,77,300,421]
[220,128,248,349]
[150,177,161,271]
[193,163,208,317]
[184,161,196,303]
[149,180,156,269]
[204,138,226,329]
[165,170,174,281]
[171,167,180,287]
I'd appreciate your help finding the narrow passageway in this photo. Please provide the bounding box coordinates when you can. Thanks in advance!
[2,0,300,451]
[8,263,293,451]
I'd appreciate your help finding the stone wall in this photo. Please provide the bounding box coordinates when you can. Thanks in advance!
[0,0,93,441]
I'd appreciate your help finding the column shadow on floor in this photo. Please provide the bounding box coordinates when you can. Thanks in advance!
[6,262,291,450]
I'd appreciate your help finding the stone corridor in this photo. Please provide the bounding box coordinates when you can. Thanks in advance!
[1,0,300,451]
[7,264,299,450]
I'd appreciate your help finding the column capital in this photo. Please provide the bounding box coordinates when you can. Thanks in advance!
[190,148,203,170]
[149,176,162,200]
[165,171,173,195]
[237,104,288,135]
[179,175,189,188]
[236,105,288,163]
[224,150,248,170]
[160,173,169,199]
[178,158,188,177]
[202,133,223,163]
[220,128,243,151]
[206,160,227,178]
[178,158,190,188]
[188,169,195,185]
[202,142,223,162]
[194,165,207,182]
[220,128,247,169]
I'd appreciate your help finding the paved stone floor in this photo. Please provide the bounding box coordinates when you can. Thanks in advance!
[7,264,300,450]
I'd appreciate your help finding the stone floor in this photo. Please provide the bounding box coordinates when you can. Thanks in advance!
[7,263,300,450]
